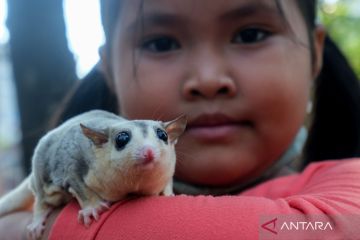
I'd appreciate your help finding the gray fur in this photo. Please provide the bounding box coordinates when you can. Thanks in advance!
[74,155,90,180]
[0,110,187,240]
[133,121,148,137]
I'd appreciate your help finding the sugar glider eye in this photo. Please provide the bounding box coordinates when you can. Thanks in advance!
[156,128,168,143]
[115,131,131,150]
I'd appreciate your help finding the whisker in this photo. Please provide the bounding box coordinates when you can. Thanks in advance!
[150,103,165,121]
[174,149,196,168]
[157,112,166,122]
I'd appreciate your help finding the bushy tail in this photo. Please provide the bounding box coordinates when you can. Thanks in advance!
[0,175,34,216]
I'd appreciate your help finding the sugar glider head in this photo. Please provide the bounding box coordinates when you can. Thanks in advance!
[80,115,187,169]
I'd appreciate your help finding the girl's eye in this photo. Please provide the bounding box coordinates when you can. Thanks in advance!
[232,28,271,44]
[141,36,180,53]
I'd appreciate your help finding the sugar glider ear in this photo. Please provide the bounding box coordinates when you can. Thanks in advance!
[80,123,108,147]
[164,115,187,144]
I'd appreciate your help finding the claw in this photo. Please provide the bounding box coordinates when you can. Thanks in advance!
[100,201,111,210]
[78,200,111,227]
[26,209,52,240]
[27,221,45,240]
[92,209,99,221]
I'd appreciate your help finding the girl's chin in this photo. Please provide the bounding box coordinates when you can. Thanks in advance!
[175,152,260,186]
[174,130,270,186]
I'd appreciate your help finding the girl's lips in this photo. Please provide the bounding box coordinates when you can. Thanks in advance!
[186,113,253,142]
[187,124,242,142]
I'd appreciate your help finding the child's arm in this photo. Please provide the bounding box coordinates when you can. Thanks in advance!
[0,208,61,240]
[0,212,32,240]
[48,159,360,239]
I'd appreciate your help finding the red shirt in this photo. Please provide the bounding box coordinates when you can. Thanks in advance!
[49,159,360,239]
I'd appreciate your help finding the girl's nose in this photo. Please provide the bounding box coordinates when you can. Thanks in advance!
[182,54,237,101]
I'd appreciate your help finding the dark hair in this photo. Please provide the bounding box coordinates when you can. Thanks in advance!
[294,0,317,63]
[296,1,317,30]
[55,0,360,163]
[304,36,360,164]
[100,0,121,60]
[50,66,118,127]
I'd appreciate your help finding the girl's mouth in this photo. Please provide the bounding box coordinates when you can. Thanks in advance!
[186,113,254,142]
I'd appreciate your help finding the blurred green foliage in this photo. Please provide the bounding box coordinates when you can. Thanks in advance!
[319,0,360,78]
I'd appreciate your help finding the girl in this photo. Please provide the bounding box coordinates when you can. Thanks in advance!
[2,0,360,239]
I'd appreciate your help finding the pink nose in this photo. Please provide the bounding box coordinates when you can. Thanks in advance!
[142,148,154,164]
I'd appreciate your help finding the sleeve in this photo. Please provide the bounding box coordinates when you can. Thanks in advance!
[49,159,360,240]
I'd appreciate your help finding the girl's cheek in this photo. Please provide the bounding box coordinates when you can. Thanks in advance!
[118,57,186,118]
[234,44,311,130]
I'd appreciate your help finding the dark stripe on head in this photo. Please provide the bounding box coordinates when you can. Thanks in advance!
[134,121,148,137]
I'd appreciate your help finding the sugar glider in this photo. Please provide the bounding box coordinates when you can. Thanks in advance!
[0,110,187,239]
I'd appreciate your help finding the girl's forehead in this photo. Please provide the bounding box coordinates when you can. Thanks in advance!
[117,0,299,29]
[111,0,307,47]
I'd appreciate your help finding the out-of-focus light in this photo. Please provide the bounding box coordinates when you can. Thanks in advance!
[324,0,339,4]
[63,0,105,78]
[322,3,338,14]
[0,0,9,44]
[322,0,340,14]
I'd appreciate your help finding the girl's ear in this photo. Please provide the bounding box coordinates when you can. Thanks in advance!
[312,25,326,79]
[99,45,115,91]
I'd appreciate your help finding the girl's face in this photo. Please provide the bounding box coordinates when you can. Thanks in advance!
[107,0,324,186]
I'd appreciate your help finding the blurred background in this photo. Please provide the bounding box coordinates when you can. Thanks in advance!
[0,0,359,195]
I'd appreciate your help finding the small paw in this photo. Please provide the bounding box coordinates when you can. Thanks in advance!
[160,189,174,196]
[26,221,45,240]
[78,200,111,227]
[26,210,52,240]
[160,192,175,197]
